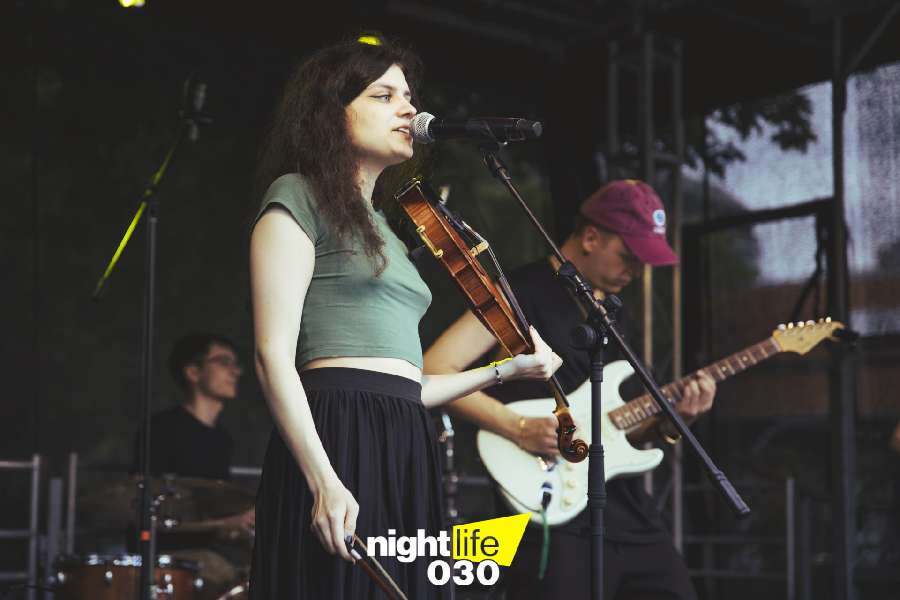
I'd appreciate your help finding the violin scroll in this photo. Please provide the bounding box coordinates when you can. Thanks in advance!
[554,408,589,462]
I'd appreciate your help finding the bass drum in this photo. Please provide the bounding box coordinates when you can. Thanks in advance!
[54,553,202,600]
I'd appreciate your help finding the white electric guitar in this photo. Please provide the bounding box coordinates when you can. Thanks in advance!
[476,318,845,526]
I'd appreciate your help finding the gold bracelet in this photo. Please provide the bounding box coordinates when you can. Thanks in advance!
[657,422,682,445]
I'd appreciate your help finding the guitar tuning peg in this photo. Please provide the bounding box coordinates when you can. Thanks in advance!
[787,322,794,329]
[806,320,814,326]
[825,316,832,323]
[778,324,787,331]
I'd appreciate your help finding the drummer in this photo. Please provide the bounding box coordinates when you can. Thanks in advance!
[132,332,254,599]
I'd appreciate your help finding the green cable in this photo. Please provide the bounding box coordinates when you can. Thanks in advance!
[538,506,550,579]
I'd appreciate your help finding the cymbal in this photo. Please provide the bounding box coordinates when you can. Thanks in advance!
[78,475,255,528]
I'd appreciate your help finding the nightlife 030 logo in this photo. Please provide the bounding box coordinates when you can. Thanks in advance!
[366,513,530,586]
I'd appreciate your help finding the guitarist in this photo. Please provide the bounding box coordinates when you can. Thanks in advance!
[424,179,716,600]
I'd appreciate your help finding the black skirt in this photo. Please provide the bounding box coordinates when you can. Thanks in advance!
[249,368,447,599]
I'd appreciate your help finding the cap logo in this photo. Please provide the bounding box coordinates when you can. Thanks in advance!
[652,209,666,234]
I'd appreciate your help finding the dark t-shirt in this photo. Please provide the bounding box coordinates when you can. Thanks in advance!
[488,258,669,543]
[130,406,235,552]
[133,405,233,480]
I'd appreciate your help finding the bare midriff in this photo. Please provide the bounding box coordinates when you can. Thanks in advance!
[300,356,423,383]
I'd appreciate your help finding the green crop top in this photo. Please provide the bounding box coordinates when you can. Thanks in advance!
[255,173,433,369]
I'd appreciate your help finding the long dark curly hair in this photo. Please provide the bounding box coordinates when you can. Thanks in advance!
[254,37,425,274]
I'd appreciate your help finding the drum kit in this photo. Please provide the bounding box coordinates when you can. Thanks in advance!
[54,475,254,600]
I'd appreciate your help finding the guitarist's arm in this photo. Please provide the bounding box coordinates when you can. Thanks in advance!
[625,371,717,444]
[424,311,560,457]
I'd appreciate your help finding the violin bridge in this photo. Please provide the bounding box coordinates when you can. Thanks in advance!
[469,241,489,257]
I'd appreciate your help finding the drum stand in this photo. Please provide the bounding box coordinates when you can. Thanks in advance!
[139,484,162,598]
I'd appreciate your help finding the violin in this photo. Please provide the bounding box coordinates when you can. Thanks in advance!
[395,178,588,463]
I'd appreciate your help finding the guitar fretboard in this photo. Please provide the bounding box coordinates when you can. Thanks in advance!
[607,337,782,430]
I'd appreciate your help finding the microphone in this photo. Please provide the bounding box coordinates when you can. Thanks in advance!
[411,112,542,144]
[180,77,210,142]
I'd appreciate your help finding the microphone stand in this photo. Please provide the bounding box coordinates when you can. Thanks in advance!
[476,139,750,600]
[91,79,208,600]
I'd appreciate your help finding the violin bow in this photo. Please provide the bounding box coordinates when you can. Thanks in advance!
[348,533,410,600]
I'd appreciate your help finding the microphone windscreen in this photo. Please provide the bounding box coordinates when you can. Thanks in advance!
[411,112,436,144]
[192,82,207,112]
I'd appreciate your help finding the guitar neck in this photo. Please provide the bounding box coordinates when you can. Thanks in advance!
[608,336,782,430]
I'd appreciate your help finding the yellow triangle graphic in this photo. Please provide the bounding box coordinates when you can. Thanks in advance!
[452,513,531,566]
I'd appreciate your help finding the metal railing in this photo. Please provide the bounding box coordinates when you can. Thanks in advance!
[0,455,41,600]
[684,477,797,600]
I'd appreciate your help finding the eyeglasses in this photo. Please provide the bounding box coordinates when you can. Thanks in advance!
[202,355,243,371]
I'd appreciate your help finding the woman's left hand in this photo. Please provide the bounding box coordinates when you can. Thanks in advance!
[503,326,563,382]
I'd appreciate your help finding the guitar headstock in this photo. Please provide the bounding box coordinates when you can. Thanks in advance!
[773,317,846,355]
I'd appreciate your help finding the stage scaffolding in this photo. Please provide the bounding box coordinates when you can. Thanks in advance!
[597,7,900,599]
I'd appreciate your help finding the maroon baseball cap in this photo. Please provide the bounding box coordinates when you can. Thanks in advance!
[578,179,678,266]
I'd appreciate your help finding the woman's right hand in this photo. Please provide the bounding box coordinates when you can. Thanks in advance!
[310,474,360,562]
[504,326,563,382]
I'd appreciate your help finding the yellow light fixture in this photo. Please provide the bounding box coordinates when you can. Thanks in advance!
[118,0,146,7]
[357,35,382,46]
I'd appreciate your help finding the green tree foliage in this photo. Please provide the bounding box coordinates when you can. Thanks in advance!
[688,92,817,178]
